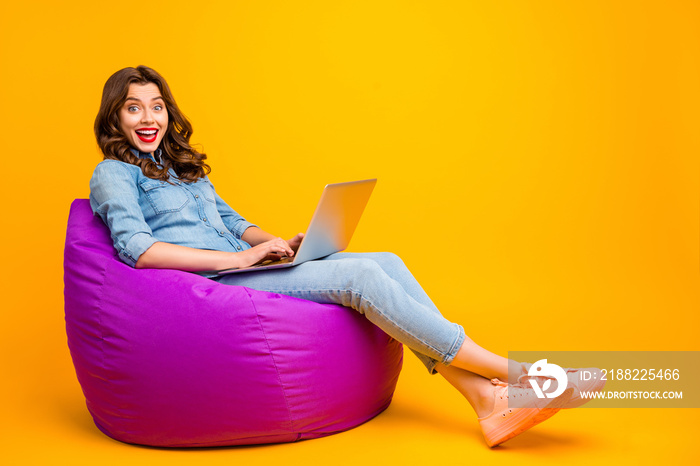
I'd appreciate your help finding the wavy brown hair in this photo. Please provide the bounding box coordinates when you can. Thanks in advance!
[94,66,210,182]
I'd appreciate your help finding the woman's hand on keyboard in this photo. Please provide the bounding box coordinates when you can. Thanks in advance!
[288,233,305,253]
[235,237,295,268]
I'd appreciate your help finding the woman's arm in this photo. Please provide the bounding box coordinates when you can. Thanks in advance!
[135,235,299,271]
[90,161,158,267]
[241,226,278,246]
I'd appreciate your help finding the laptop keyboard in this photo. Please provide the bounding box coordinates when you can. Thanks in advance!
[252,255,294,268]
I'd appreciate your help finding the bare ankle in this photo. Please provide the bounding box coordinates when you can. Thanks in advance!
[473,381,496,418]
[435,364,498,418]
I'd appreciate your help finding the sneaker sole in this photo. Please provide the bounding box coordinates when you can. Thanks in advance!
[484,387,574,447]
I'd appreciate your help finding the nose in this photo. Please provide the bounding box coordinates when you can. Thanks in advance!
[140,109,154,124]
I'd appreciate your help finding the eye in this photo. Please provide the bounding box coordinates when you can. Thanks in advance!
[127,105,139,112]
[154,104,163,111]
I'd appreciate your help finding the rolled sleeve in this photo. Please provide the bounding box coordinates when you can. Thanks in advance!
[119,232,158,267]
[89,161,158,267]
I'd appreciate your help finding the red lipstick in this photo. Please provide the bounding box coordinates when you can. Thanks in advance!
[135,128,158,143]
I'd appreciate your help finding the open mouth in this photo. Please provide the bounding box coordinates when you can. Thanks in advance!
[135,128,158,143]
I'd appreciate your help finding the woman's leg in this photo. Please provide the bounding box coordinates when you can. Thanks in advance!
[320,253,447,372]
[320,252,440,313]
[215,254,567,446]
[435,364,497,418]
[450,336,517,382]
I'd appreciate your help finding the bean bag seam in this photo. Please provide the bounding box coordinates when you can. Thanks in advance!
[95,256,109,389]
[243,288,296,435]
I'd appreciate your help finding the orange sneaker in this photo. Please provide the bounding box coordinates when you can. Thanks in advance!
[517,363,606,408]
[478,378,573,447]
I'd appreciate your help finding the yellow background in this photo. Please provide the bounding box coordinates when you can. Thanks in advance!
[1,1,698,464]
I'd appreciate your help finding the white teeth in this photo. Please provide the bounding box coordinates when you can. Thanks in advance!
[136,129,156,135]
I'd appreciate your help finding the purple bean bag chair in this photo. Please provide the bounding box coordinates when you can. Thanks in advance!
[64,199,403,447]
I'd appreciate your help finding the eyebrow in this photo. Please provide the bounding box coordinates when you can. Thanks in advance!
[124,96,164,103]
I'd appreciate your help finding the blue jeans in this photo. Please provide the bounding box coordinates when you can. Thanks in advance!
[214,252,465,374]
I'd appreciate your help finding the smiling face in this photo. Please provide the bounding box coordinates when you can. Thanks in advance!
[119,82,168,154]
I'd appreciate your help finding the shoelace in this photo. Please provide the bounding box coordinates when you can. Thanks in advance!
[491,378,538,400]
[517,367,577,387]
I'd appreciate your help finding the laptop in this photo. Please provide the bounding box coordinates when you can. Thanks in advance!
[213,178,377,275]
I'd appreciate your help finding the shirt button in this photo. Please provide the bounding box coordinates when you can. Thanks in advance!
[195,195,199,199]
[203,218,207,222]
[237,247,241,250]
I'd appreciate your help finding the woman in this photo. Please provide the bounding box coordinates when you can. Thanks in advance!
[90,66,601,448]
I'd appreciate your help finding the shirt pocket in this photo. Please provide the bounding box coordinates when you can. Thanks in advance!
[196,179,217,203]
[139,179,189,214]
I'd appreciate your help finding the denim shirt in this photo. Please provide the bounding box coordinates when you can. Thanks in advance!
[89,150,256,267]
